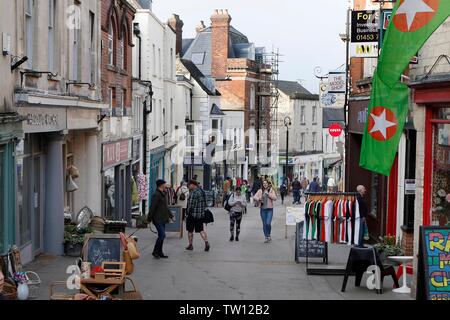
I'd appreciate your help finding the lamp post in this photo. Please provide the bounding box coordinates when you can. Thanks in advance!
[284,116,292,182]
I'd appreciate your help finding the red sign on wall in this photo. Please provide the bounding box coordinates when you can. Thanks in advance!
[329,123,343,137]
[102,139,132,169]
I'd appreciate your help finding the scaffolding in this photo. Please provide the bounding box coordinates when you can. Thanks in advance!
[255,48,282,174]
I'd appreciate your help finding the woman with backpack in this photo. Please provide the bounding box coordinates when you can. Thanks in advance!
[176,181,189,220]
[227,187,247,242]
[253,180,277,243]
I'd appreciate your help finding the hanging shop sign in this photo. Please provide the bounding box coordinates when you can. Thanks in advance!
[102,139,133,169]
[329,123,344,137]
[418,226,450,300]
[328,72,346,94]
[319,81,345,108]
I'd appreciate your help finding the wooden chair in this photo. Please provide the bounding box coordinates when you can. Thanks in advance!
[341,246,400,294]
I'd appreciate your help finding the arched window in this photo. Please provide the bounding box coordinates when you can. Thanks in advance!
[108,20,115,66]
[120,26,128,70]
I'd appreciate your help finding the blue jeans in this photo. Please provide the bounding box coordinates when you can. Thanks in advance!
[358,217,366,247]
[293,190,300,203]
[153,223,166,255]
[260,208,273,238]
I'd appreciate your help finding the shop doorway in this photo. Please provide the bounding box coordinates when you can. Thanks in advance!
[31,156,44,256]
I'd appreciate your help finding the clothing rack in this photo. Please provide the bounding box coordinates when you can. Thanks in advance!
[304,192,359,196]
[302,192,359,276]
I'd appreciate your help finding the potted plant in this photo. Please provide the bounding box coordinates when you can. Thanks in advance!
[432,189,450,226]
[64,225,92,257]
[374,235,404,264]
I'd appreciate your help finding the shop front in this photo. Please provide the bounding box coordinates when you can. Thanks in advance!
[102,139,133,224]
[15,106,67,262]
[149,147,166,204]
[411,79,450,228]
[0,114,22,255]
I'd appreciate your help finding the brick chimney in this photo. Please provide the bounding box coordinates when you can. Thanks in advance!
[211,9,231,78]
[167,14,184,55]
[196,21,206,34]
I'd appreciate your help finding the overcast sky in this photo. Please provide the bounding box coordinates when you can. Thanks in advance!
[153,0,349,93]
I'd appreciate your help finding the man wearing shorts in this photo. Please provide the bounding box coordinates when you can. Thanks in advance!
[186,180,210,252]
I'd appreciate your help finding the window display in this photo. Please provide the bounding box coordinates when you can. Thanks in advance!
[431,108,450,226]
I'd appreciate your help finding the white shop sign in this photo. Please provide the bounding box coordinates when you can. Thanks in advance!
[286,206,305,226]
[18,107,67,133]
[405,179,416,195]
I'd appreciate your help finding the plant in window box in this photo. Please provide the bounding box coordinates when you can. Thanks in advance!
[432,189,450,226]
[374,235,404,265]
[63,226,93,257]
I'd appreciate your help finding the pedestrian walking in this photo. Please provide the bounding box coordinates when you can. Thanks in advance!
[228,187,247,242]
[176,181,189,220]
[356,185,368,247]
[185,180,210,252]
[322,175,329,192]
[291,177,301,204]
[327,177,336,192]
[279,180,288,205]
[253,180,277,243]
[148,179,174,259]
[309,177,321,193]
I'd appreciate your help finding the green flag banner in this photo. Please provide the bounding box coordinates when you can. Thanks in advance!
[360,0,450,176]
[360,74,409,176]
[378,0,450,88]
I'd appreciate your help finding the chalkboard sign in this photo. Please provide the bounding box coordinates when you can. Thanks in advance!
[166,206,183,238]
[83,234,122,267]
[295,221,328,263]
[418,226,450,300]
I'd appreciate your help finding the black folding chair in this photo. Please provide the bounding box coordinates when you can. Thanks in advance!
[341,246,400,294]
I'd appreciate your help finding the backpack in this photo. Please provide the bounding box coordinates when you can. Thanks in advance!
[224,193,233,212]
[176,186,187,201]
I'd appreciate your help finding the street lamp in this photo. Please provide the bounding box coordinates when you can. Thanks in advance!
[284,116,292,182]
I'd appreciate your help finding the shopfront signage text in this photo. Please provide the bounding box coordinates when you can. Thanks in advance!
[351,10,379,43]
[102,139,132,169]
[328,72,346,94]
[419,227,450,300]
[19,107,67,133]
[358,109,368,124]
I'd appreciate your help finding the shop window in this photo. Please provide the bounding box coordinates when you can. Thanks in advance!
[104,168,115,219]
[431,108,450,226]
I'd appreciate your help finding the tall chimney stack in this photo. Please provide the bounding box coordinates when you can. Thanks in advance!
[168,14,184,55]
[211,9,231,78]
[196,21,206,34]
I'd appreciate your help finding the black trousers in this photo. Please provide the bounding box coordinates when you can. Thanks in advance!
[230,213,243,236]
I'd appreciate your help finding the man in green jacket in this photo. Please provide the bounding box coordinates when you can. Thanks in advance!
[148,179,174,259]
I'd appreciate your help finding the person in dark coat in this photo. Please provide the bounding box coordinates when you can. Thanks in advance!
[356,185,368,247]
[148,179,174,259]
[308,177,321,193]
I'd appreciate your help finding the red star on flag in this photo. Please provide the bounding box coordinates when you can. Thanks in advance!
[393,0,440,32]
[368,107,398,141]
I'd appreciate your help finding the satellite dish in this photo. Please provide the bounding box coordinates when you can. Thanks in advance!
[76,206,93,230]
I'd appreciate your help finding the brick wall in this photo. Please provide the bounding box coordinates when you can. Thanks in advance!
[401,229,414,256]
[101,0,135,115]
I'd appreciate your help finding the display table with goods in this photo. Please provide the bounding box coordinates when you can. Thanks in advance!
[51,232,142,300]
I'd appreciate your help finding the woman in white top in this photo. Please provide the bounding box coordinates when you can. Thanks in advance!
[176,181,190,220]
[228,187,247,242]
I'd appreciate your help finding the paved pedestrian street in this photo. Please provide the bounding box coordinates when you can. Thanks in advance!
[27,197,412,300]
